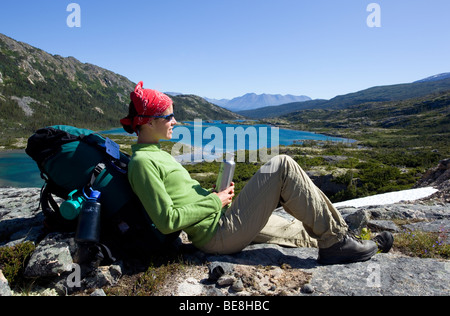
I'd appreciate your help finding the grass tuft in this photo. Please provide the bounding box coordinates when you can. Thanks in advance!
[394,229,449,259]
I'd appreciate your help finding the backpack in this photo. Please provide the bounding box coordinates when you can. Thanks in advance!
[26,125,180,266]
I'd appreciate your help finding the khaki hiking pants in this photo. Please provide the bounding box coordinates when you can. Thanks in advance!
[200,155,348,255]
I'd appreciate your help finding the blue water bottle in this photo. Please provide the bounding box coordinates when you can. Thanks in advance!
[75,190,102,243]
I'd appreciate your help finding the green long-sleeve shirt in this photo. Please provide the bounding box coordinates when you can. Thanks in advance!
[128,143,223,248]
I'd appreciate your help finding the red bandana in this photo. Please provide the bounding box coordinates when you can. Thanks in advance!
[120,81,173,134]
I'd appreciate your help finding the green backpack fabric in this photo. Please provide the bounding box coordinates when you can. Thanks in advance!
[26,125,179,263]
[38,125,130,218]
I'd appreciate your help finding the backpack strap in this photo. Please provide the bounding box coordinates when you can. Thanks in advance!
[40,182,77,232]
[89,163,106,187]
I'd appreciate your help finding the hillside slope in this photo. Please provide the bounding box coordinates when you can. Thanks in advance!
[0,33,135,135]
[172,94,243,121]
[0,33,240,141]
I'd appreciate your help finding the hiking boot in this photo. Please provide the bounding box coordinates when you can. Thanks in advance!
[317,233,378,265]
[372,231,394,253]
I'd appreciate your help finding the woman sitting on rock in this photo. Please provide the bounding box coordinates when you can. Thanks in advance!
[120,82,392,265]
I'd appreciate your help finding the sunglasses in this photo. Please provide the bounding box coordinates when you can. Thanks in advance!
[138,113,176,122]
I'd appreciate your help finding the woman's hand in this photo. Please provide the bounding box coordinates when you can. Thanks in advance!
[213,182,235,208]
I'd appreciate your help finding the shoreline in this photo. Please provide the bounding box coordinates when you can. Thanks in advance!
[0,121,356,153]
[0,148,26,153]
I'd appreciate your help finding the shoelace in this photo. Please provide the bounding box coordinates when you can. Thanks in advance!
[346,231,365,244]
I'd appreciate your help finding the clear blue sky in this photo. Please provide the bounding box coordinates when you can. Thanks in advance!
[1,0,449,100]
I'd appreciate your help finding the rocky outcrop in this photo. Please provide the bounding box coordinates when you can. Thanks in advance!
[0,188,46,247]
[179,244,449,296]
[0,270,11,296]
[307,171,347,197]
[0,188,123,296]
[172,203,449,296]
[0,187,449,296]
[415,158,450,203]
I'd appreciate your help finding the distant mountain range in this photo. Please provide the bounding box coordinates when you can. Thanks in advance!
[239,74,450,119]
[201,73,450,114]
[204,93,311,111]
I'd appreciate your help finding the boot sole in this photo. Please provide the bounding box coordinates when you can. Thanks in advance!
[373,232,394,253]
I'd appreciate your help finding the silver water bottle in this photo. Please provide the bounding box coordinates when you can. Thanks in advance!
[216,155,236,192]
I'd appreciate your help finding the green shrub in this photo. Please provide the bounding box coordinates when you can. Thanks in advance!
[0,242,35,288]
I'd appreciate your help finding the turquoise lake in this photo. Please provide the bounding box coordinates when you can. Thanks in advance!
[103,121,353,151]
[0,122,353,188]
